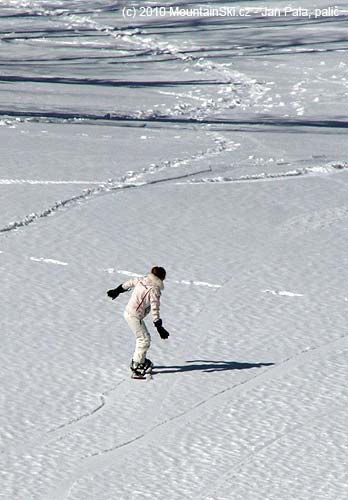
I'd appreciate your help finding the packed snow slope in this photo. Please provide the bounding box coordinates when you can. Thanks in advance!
[1,1,348,499]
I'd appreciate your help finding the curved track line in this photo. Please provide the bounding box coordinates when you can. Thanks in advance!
[48,332,348,500]
[0,167,211,234]
[0,129,233,234]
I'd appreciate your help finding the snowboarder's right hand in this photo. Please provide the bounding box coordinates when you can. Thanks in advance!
[107,284,125,300]
[154,319,170,339]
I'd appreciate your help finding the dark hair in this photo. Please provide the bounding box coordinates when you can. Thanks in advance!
[151,266,166,281]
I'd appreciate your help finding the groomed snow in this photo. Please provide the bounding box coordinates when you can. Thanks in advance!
[1,1,348,499]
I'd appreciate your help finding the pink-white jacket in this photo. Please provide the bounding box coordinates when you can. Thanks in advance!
[122,273,164,322]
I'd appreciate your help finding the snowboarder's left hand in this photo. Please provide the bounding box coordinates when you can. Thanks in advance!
[107,284,125,300]
[154,319,170,339]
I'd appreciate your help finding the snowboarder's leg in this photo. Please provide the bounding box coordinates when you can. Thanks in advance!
[133,321,151,364]
[124,312,151,368]
[129,318,151,364]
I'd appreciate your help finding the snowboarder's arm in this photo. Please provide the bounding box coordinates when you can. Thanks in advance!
[121,277,141,290]
[150,288,169,339]
[107,277,140,300]
[150,287,161,322]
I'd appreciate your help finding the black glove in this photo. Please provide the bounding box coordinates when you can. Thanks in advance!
[154,319,170,339]
[107,284,126,300]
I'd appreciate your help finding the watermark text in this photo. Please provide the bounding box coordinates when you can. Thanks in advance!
[122,5,342,20]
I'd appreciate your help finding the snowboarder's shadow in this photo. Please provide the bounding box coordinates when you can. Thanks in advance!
[155,359,274,374]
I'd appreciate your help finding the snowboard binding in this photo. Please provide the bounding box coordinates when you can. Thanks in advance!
[130,358,153,378]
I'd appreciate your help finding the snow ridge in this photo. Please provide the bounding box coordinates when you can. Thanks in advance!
[180,162,348,184]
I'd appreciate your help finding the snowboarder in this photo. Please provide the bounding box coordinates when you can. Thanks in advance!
[107,266,170,377]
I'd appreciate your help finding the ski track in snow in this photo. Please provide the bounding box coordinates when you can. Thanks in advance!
[177,162,348,185]
[110,269,222,289]
[0,1,269,128]
[2,159,346,235]
[2,380,125,457]
[201,402,344,500]
[3,247,339,300]
[1,251,222,288]
[21,6,264,120]
[0,131,237,233]
[29,257,68,266]
[0,167,210,233]
[48,330,348,500]
[0,179,105,185]
[262,289,304,297]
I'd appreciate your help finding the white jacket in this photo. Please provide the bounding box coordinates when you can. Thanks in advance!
[122,273,164,322]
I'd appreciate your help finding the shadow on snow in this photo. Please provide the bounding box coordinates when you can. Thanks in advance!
[155,359,274,374]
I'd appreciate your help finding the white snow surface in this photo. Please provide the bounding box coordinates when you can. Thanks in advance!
[1,1,348,499]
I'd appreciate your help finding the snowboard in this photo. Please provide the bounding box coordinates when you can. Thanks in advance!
[131,367,154,380]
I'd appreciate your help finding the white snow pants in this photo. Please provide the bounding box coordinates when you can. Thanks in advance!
[124,311,151,364]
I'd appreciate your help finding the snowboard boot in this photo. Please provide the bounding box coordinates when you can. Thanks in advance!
[142,358,154,374]
[130,358,153,377]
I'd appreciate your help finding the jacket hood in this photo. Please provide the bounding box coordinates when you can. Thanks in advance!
[147,272,164,290]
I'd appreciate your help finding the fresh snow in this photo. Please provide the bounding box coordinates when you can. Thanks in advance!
[1,1,348,499]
